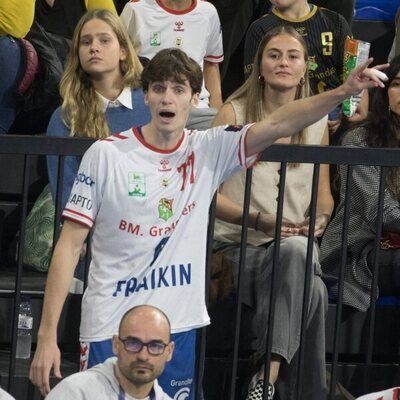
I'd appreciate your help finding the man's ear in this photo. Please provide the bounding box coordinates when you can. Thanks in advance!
[144,91,149,106]
[111,335,119,356]
[191,93,200,108]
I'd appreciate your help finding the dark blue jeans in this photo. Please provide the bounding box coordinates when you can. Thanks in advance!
[0,36,24,134]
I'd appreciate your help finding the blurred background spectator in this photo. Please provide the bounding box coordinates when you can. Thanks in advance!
[0,0,35,134]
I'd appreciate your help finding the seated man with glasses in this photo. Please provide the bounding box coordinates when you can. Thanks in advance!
[46,305,174,400]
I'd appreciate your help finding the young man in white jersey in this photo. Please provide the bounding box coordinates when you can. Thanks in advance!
[120,0,224,129]
[29,48,387,400]
[46,305,174,400]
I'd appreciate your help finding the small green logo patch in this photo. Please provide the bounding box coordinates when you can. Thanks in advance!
[128,172,146,197]
[158,198,173,221]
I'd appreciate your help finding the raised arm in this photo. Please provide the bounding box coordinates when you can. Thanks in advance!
[246,60,388,156]
[213,102,243,223]
[29,220,89,397]
[213,102,297,237]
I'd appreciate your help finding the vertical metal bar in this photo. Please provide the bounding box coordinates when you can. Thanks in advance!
[262,162,287,400]
[363,166,386,392]
[229,168,253,400]
[329,165,354,398]
[54,155,65,243]
[195,194,217,400]
[295,164,320,399]
[8,155,30,393]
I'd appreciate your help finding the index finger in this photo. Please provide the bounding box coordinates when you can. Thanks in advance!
[373,63,390,71]
[363,68,388,88]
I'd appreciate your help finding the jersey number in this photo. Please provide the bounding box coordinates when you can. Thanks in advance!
[177,151,195,191]
[321,32,333,56]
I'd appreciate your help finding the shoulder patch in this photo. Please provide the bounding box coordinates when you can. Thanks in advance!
[224,125,243,132]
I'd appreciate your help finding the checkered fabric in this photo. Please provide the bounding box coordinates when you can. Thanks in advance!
[246,379,275,400]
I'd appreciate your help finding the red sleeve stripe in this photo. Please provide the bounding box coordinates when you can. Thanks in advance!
[63,209,94,225]
[241,123,260,168]
[204,54,224,62]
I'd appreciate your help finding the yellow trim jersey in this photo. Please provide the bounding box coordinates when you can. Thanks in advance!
[244,5,352,94]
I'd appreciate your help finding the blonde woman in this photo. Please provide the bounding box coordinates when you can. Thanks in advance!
[46,8,150,208]
[213,26,333,400]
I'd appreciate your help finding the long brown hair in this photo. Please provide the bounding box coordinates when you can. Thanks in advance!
[228,25,310,146]
[60,9,143,138]
[363,56,400,198]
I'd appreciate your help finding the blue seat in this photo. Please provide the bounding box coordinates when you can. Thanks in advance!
[354,0,400,21]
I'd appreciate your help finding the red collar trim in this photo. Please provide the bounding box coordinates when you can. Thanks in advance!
[132,127,185,154]
[155,0,197,15]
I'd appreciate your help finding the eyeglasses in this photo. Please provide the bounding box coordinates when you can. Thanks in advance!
[118,337,169,356]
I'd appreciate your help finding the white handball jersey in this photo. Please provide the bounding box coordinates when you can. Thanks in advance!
[63,125,256,341]
[120,0,223,107]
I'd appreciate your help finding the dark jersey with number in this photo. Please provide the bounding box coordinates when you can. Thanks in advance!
[243,5,352,94]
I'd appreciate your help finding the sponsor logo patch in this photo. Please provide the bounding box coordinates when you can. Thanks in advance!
[158,198,173,221]
[75,172,95,186]
[308,56,318,72]
[174,21,184,32]
[174,387,190,400]
[112,262,191,297]
[150,32,161,47]
[224,125,243,132]
[128,172,146,197]
[159,159,172,172]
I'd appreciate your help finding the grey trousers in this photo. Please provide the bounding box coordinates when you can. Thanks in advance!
[214,236,328,400]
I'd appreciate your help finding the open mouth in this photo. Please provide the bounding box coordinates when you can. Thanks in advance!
[159,111,175,118]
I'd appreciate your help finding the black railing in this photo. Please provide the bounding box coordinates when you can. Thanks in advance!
[0,135,399,399]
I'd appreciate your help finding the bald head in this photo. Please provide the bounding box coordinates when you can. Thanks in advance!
[113,305,174,394]
[119,305,171,341]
